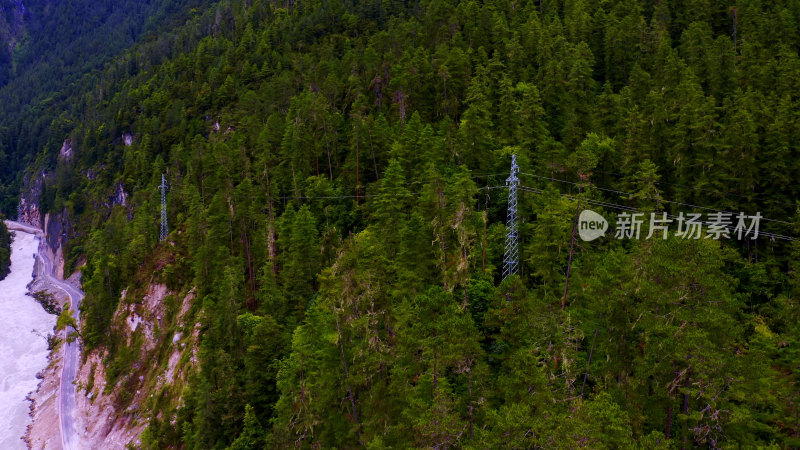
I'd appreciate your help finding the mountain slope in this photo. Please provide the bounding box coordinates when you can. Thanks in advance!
[0,0,215,214]
[8,0,800,448]
[0,0,24,86]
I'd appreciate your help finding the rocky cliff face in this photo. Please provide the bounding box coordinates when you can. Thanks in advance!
[18,170,44,227]
[58,138,73,162]
[19,165,128,267]
[21,168,198,448]
[71,285,198,449]
[18,170,74,278]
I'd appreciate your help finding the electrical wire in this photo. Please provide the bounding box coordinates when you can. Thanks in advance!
[281,185,509,200]
[516,185,798,242]
[273,176,797,241]
[585,166,799,209]
[518,171,794,226]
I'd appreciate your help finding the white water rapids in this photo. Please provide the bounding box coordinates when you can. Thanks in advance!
[0,230,56,449]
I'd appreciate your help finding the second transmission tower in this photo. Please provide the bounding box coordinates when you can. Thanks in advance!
[503,155,519,280]
[159,174,168,241]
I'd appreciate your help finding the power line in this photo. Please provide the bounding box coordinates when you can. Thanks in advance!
[279,184,510,201]
[280,193,421,200]
[565,166,799,211]
[279,178,796,240]
[517,185,798,242]
[519,171,793,226]
[519,186,795,241]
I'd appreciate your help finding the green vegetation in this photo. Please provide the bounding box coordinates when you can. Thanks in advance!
[56,303,82,343]
[32,290,61,315]
[3,0,800,447]
[0,218,9,279]
[0,0,25,88]
[0,0,216,213]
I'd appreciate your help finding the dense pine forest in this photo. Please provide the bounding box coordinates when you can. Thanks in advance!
[0,0,216,211]
[3,0,800,448]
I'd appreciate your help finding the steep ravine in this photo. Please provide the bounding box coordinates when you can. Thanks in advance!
[19,178,200,449]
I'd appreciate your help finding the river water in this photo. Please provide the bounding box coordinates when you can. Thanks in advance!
[0,231,56,449]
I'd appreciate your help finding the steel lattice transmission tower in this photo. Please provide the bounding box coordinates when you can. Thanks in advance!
[502,155,520,280]
[159,174,168,241]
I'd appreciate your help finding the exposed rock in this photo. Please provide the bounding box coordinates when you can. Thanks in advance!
[126,314,142,333]
[161,289,196,388]
[18,171,45,227]
[17,194,40,227]
[114,283,168,351]
[75,351,146,450]
[21,179,198,448]
[164,348,182,384]
[111,182,127,207]
[71,284,197,448]
[59,138,73,162]
[23,343,63,450]
[85,164,107,181]
[144,283,169,321]
[44,211,72,274]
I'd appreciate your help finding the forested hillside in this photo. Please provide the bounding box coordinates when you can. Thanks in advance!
[0,0,214,213]
[6,0,800,447]
[0,0,24,87]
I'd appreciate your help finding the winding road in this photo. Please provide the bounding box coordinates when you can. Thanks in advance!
[5,221,83,450]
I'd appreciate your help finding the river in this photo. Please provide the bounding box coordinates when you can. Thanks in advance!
[0,230,56,449]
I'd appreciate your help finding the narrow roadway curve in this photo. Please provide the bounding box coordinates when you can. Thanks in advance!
[5,221,83,450]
